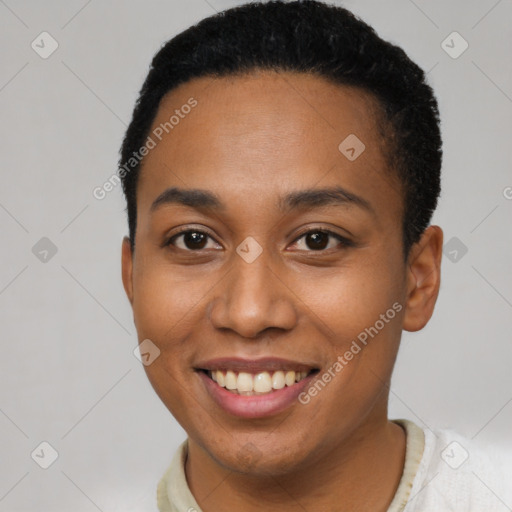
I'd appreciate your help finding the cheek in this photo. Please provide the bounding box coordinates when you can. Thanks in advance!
[294,259,403,345]
[294,267,403,431]
[293,253,405,414]
[131,261,206,339]
[131,263,204,420]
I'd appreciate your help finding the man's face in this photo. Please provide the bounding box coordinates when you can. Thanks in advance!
[123,71,411,474]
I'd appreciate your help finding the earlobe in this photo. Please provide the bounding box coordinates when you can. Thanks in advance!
[402,225,443,332]
[121,236,134,306]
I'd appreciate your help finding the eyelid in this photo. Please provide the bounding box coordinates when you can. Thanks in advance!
[165,225,353,251]
[289,227,352,250]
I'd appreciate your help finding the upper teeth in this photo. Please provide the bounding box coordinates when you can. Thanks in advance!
[209,370,309,395]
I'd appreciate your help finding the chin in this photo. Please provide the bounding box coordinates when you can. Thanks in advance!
[205,431,319,477]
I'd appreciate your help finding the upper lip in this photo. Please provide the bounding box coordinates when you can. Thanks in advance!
[194,357,319,374]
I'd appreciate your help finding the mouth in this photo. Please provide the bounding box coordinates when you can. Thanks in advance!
[198,368,318,396]
[194,357,320,418]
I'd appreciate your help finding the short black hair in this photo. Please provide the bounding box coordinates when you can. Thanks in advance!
[119,0,442,260]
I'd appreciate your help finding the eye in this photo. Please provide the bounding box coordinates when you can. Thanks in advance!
[166,229,222,251]
[290,229,351,251]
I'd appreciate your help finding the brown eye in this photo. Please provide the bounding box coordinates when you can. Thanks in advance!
[167,230,221,251]
[304,231,329,250]
[291,229,351,252]
[182,231,208,249]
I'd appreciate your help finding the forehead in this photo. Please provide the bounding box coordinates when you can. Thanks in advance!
[137,70,401,221]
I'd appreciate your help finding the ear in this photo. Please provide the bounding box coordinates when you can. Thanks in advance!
[121,236,134,306]
[403,225,443,332]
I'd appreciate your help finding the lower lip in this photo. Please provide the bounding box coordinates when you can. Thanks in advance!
[197,371,317,419]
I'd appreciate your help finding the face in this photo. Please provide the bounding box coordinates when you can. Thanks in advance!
[122,70,440,476]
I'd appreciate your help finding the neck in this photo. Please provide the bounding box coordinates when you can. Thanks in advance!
[185,415,406,512]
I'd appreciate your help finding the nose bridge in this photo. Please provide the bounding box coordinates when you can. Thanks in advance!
[209,243,297,337]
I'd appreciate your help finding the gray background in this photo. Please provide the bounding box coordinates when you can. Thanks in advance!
[1,0,511,510]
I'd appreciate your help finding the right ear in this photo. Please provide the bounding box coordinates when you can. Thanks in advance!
[121,236,134,306]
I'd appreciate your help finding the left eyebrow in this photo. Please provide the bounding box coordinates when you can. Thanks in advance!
[279,186,375,217]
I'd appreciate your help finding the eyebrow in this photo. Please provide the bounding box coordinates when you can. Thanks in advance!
[279,186,374,216]
[150,187,224,213]
[150,185,374,216]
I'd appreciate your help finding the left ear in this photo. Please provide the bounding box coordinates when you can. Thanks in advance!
[403,225,443,332]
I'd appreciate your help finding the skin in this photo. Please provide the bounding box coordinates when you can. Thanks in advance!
[121,70,443,511]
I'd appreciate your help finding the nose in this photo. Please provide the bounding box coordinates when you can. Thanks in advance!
[208,248,298,339]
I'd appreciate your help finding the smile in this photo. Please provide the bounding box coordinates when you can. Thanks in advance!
[194,357,320,418]
[205,369,314,396]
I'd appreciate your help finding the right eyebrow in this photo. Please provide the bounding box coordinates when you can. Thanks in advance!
[150,187,225,213]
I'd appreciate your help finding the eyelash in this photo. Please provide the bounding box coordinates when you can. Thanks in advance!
[165,227,353,252]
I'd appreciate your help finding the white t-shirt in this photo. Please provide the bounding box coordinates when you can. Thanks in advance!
[157,419,512,511]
